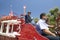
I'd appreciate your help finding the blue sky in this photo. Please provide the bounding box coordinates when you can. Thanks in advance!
[0,0,60,18]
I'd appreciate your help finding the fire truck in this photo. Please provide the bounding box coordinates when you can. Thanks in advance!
[0,15,49,40]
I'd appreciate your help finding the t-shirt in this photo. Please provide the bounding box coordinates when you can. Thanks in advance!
[37,19,49,30]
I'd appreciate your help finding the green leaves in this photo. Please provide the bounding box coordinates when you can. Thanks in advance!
[34,18,39,23]
[49,8,59,15]
[47,8,59,25]
[49,9,54,15]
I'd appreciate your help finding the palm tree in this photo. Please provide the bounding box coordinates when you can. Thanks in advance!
[48,8,59,32]
[50,8,59,19]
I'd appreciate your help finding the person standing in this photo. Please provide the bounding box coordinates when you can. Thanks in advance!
[25,12,32,23]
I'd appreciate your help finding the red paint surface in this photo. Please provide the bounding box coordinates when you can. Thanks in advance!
[17,24,49,40]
